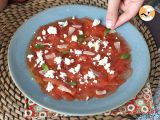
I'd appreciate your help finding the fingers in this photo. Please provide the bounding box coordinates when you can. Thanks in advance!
[106,0,121,29]
[113,1,143,29]
[113,1,144,29]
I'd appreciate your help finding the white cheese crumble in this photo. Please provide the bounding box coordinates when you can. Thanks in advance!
[78,30,83,35]
[93,80,98,83]
[54,56,62,64]
[98,57,108,66]
[98,56,115,74]
[107,53,111,56]
[47,26,57,34]
[36,51,45,67]
[93,54,101,61]
[37,36,42,41]
[46,82,54,92]
[42,30,46,35]
[64,58,71,65]
[59,72,67,79]
[58,21,68,27]
[92,19,100,27]
[70,49,74,53]
[102,41,109,48]
[27,54,34,62]
[87,40,101,52]
[72,16,75,19]
[69,64,81,74]
[63,34,67,38]
[71,59,74,63]
[86,96,89,101]
[84,70,96,80]
[44,50,49,54]
[57,64,61,70]
[74,49,82,55]
[44,70,55,79]
[60,40,64,43]
[71,35,78,42]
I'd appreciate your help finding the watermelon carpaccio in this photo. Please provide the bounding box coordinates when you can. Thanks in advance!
[26,17,132,101]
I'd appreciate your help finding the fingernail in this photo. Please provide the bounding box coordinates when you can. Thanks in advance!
[106,20,112,28]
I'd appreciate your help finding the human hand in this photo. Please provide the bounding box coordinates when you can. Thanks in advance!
[106,0,144,30]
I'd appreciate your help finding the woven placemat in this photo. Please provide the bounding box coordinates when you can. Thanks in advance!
[0,0,160,120]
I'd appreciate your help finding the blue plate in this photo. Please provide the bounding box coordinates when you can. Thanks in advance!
[8,5,150,116]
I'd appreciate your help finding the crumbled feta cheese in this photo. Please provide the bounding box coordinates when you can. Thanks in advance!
[92,19,100,27]
[71,59,74,63]
[58,21,68,27]
[44,50,49,54]
[71,35,77,42]
[43,36,46,40]
[47,26,57,34]
[57,64,61,70]
[37,36,42,41]
[44,70,55,79]
[84,70,96,80]
[86,96,89,101]
[102,41,109,48]
[98,57,108,66]
[75,64,81,73]
[104,63,111,71]
[93,80,98,83]
[60,40,64,43]
[36,51,45,67]
[72,16,75,19]
[27,54,34,62]
[82,42,86,45]
[60,72,67,79]
[64,58,71,65]
[70,49,73,53]
[68,64,81,74]
[54,56,62,64]
[93,62,96,65]
[78,30,83,35]
[93,54,101,61]
[46,82,54,92]
[109,70,115,74]
[109,47,112,49]
[107,53,111,56]
[79,88,82,91]
[87,40,100,52]
[74,49,82,55]
[42,30,46,35]
[63,34,67,38]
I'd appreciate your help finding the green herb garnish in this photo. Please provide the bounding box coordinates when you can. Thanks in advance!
[120,54,130,59]
[34,44,44,49]
[103,28,110,36]
[41,63,49,71]
[68,81,77,86]
[77,35,85,44]
[61,50,70,56]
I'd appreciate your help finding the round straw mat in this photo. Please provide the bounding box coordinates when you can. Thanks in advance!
[0,0,160,119]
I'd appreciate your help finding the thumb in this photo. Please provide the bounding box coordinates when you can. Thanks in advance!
[106,0,120,29]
